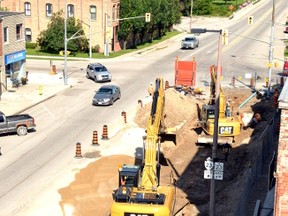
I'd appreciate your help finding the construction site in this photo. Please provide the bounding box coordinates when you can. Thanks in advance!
[58,57,280,215]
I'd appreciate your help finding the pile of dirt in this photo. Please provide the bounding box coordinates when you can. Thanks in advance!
[58,86,276,216]
[133,86,275,215]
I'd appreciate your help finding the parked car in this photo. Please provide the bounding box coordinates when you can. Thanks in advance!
[86,63,112,82]
[92,85,121,106]
[181,35,199,49]
[0,111,36,136]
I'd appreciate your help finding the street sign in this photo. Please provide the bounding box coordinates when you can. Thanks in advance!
[214,162,224,172]
[204,157,213,170]
[204,170,213,179]
[214,171,223,180]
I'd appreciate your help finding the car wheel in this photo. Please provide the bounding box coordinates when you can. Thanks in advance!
[118,92,121,99]
[94,76,98,83]
[110,99,114,105]
[17,125,28,136]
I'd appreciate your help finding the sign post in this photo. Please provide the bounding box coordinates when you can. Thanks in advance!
[204,157,224,181]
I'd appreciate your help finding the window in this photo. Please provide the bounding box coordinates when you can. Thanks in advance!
[16,24,23,40]
[90,5,96,20]
[117,3,120,19]
[112,4,116,21]
[67,4,74,17]
[25,28,32,42]
[46,3,53,17]
[24,2,31,16]
[4,27,8,43]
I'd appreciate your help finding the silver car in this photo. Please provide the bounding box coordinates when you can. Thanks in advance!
[92,85,121,106]
[181,35,199,49]
[86,63,112,83]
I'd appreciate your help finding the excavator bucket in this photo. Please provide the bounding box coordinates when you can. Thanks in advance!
[160,127,177,145]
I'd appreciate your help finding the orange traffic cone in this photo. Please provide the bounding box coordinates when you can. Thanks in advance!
[75,142,83,158]
[102,125,109,139]
[92,131,99,145]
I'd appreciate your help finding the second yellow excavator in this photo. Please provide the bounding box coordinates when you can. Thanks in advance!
[196,66,242,145]
[110,78,176,216]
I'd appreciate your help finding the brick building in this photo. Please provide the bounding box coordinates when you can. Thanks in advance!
[0,0,121,54]
[0,11,26,94]
[275,82,288,215]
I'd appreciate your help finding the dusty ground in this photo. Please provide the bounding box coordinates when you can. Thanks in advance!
[58,85,276,216]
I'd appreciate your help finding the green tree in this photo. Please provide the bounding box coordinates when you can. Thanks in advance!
[37,11,88,54]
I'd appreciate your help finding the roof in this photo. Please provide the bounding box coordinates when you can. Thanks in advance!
[278,80,288,109]
[0,11,24,18]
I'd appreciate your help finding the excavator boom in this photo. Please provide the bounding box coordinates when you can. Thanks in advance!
[111,78,176,216]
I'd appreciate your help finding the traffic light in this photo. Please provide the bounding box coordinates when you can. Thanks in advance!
[248,16,253,25]
[222,29,228,45]
[145,13,151,22]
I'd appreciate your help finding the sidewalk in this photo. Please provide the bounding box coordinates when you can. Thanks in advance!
[0,72,75,116]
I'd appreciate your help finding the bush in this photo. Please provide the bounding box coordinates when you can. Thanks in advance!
[93,45,100,53]
[26,42,37,49]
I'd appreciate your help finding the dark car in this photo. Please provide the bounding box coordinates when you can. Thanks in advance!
[86,63,112,83]
[92,85,121,106]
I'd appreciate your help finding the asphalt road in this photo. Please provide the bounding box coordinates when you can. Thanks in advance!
[0,0,287,215]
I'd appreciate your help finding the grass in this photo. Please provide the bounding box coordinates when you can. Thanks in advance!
[26,30,181,60]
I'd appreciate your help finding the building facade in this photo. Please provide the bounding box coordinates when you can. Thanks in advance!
[1,0,121,53]
[0,11,26,94]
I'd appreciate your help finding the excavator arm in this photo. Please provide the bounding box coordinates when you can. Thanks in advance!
[141,78,164,191]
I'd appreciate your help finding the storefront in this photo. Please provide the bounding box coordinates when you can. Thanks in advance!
[4,50,26,87]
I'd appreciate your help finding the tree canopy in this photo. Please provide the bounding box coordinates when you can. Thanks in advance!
[37,11,88,54]
[118,0,182,49]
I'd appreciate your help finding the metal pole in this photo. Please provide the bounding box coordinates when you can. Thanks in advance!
[209,29,222,216]
[267,0,275,96]
[64,0,68,85]
[189,0,193,32]
[89,13,92,61]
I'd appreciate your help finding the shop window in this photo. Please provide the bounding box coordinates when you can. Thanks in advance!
[67,4,74,18]
[46,3,53,17]
[16,24,23,40]
[4,27,8,43]
[25,28,32,42]
[90,5,96,20]
[24,2,31,16]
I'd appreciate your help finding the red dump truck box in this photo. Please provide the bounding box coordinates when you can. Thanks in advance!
[174,57,196,86]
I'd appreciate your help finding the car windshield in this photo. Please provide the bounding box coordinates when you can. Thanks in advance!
[184,37,196,41]
[98,88,112,94]
[94,66,107,72]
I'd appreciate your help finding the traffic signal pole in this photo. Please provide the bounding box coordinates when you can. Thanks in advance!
[267,0,275,97]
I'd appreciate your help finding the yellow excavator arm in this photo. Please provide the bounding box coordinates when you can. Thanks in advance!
[111,78,176,216]
[141,78,165,191]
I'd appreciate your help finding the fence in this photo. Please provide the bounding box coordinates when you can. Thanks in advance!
[233,112,279,215]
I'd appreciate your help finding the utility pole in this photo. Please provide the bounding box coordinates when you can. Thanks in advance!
[189,0,193,32]
[64,0,68,85]
[209,29,222,216]
[267,0,275,96]
[89,14,92,61]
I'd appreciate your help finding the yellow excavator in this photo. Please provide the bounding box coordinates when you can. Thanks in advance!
[110,78,176,216]
[196,66,242,145]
